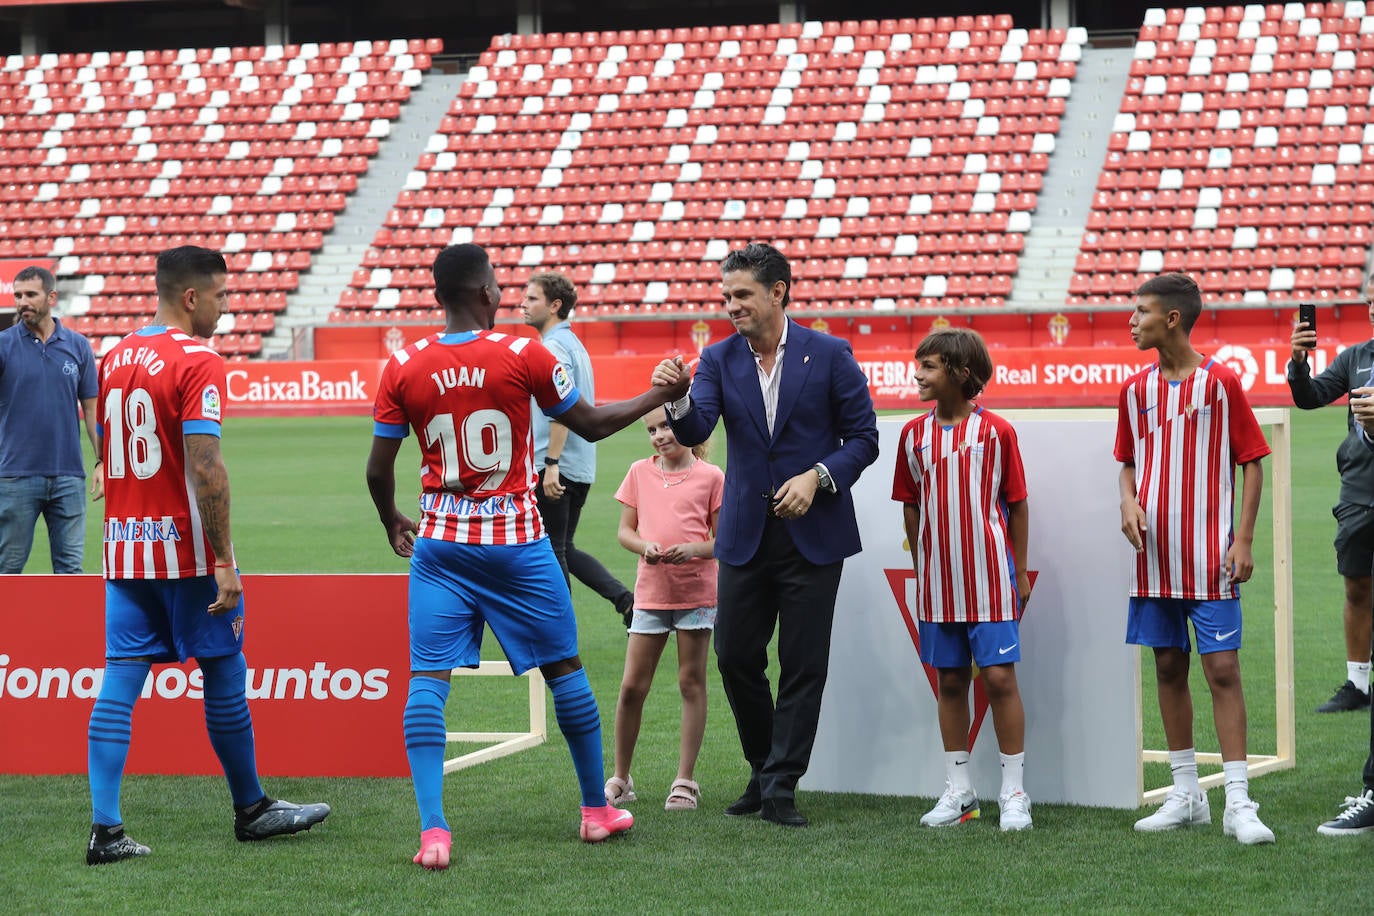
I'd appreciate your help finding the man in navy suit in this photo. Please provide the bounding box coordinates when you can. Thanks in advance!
[652,243,879,827]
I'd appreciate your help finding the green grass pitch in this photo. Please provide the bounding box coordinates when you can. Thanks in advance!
[4,406,1370,912]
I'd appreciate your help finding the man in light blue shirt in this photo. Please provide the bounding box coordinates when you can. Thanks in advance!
[0,266,101,572]
[523,272,634,626]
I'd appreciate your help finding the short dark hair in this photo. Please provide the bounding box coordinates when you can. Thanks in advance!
[156,246,227,301]
[915,328,994,400]
[432,243,492,307]
[13,266,54,294]
[529,271,577,319]
[1136,272,1203,331]
[721,242,791,308]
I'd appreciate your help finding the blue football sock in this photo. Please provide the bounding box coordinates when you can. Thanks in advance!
[200,653,265,808]
[404,676,451,832]
[88,659,150,826]
[548,668,606,808]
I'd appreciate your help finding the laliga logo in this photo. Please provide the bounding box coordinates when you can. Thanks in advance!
[1214,344,1258,390]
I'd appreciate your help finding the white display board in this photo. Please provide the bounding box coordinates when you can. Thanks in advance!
[806,411,1142,808]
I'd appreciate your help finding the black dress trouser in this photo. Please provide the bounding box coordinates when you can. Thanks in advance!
[714,513,843,802]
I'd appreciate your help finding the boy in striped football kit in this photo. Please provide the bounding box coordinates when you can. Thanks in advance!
[87,247,329,865]
[365,244,689,868]
[1117,273,1274,845]
[892,328,1033,832]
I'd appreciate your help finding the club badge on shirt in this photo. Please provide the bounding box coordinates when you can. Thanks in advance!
[202,384,222,421]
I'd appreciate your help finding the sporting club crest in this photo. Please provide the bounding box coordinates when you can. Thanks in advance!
[1048,312,1071,346]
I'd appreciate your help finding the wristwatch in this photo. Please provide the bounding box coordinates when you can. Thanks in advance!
[812,463,835,493]
[544,456,560,467]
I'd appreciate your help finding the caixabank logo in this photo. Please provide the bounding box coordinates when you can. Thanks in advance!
[883,566,1038,750]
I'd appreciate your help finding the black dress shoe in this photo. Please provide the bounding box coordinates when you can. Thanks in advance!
[760,798,808,827]
[724,784,763,816]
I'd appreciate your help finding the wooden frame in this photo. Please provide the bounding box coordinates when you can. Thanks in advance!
[442,661,547,774]
[1140,407,1295,804]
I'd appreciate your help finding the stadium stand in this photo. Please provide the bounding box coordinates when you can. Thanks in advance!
[1069,2,1374,307]
[339,17,1086,322]
[0,38,437,356]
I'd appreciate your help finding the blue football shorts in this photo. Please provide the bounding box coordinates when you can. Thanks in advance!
[1126,596,1243,654]
[408,536,578,675]
[105,575,245,662]
[918,619,1021,669]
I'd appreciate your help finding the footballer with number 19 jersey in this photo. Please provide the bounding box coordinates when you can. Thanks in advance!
[1114,357,1271,600]
[372,329,578,544]
[99,326,230,579]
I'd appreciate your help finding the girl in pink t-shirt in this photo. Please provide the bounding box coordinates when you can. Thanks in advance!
[604,406,724,811]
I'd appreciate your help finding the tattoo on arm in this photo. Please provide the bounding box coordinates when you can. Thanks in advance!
[186,434,233,558]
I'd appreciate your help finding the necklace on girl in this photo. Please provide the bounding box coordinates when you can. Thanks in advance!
[657,455,695,488]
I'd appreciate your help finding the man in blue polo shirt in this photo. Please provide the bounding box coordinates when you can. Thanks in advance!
[0,265,101,573]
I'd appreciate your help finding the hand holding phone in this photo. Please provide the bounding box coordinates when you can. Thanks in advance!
[1291,302,1318,361]
[1298,303,1317,346]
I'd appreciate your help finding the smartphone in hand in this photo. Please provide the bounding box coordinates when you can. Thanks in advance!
[1299,302,1317,348]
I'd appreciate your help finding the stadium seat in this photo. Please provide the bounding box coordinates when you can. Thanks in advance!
[1072,5,1374,304]
[341,18,1082,319]
[0,38,438,343]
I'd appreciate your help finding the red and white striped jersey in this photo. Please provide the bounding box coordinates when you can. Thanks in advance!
[891,406,1028,623]
[1115,357,1271,600]
[99,327,229,579]
[372,330,578,545]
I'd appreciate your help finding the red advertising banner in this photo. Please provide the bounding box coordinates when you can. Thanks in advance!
[0,574,411,777]
[864,341,1330,409]
[0,258,55,297]
[230,340,1323,417]
[225,359,382,416]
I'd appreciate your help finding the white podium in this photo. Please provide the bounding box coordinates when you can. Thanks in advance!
[806,411,1142,808]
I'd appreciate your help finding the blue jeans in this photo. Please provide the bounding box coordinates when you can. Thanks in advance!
[0,475,87,573]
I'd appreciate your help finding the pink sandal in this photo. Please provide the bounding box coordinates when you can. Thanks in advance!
[604,775,637,804]
[665,778,700,811]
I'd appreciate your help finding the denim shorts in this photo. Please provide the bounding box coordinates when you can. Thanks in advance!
[627,606,717,635]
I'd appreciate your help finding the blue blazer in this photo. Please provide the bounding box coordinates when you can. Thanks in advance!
[668,319,879,566]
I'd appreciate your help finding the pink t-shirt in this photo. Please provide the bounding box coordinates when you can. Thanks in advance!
[614,456,724,610]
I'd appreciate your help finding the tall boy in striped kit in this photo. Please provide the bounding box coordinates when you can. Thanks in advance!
[1116,272,1274,845]
[892,328,1033,832]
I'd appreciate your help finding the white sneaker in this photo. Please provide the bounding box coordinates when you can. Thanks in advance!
[999,791,1033,831]
[1223,798,1275,845]
[1134,788,1211,832]
[921,783,979,827]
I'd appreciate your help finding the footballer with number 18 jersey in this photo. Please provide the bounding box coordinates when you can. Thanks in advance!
[85,246,330,868]
[99,326,230,579]
[371,329,577,543]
